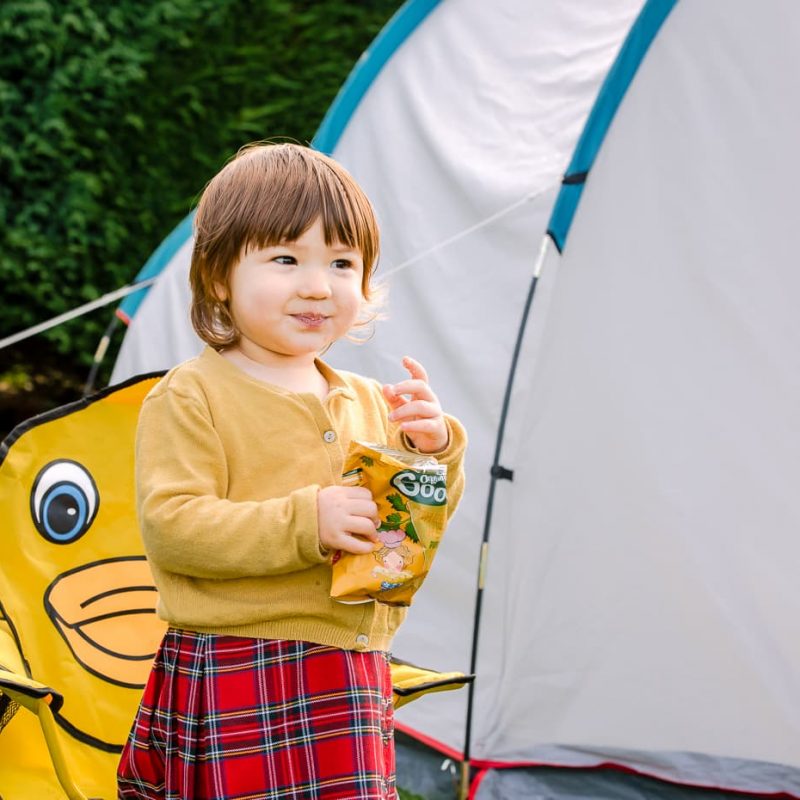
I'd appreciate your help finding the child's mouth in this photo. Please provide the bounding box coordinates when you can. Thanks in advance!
[293,314,327,328]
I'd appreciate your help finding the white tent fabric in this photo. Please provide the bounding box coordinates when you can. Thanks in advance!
[323,0,644,771]
[487,0,800,783]
[111,239,200,379]
[109,0,800,796]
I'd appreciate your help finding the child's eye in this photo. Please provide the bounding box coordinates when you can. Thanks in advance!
[273,255,296,265]
[331,259,353,270]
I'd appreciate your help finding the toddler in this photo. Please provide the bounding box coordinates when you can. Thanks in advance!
[117,143,466,799]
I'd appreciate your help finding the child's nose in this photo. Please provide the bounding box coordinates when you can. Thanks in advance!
[298,266,332,298]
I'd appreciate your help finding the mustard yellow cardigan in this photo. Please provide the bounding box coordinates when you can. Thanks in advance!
[136,347,466,652]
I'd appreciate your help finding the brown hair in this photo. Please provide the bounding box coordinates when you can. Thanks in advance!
[189,142,381,347]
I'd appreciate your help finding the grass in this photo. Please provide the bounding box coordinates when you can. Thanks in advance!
[398,790,426,800]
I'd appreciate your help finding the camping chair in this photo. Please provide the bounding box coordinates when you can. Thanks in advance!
[0,375,470,799]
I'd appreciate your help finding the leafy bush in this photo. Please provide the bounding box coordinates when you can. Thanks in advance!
[0,0,401,374]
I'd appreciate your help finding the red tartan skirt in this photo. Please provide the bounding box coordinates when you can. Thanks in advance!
[117,629,396,799]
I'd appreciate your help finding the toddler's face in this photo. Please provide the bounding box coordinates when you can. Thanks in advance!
[218,217,364,366]
[383,550,405,573]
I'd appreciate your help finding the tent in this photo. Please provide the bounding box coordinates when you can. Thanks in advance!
[109,1,800,797]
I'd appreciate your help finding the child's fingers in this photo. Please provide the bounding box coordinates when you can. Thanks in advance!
[338,534,378,555]
[382,383,407,410]
[402,355,429,383]
[397,418,445,435]
[387,379,435,401]
[343,486,375,501]
[383,357,435,413]
[345,495,378,515]
[346,515,382,540]
[389,400,439,422]
[329,531,376,555]
[347,498,381,527]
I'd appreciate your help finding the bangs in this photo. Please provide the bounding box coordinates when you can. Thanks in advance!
[204,144,378,271]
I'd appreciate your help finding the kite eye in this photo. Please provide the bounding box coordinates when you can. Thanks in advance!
[30,460,99,544]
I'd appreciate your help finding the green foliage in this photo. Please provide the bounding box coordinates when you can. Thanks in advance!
[398,789,426,800]
[0,0,402,372]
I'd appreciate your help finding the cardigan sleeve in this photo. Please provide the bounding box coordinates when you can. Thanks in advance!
[135,386,328,580]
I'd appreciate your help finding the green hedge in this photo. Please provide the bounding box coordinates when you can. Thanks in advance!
[0,0,401,371]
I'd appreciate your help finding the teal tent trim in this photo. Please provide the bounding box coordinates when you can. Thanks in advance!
[116,0,440,324]
[116,212,195,323]
[546,0,678,253]
[313,0,442,154]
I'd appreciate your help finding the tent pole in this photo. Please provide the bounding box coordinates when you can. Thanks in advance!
[83,316,120,396]
[460,237,550,795]
[459,761,471,800]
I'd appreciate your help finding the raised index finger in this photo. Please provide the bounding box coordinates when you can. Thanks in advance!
[402,355,429,383]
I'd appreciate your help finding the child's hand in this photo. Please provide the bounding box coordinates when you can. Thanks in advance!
[318,485,380,555]
[383,356,449,454]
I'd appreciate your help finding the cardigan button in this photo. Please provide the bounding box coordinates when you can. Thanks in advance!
[323,430,337,443]
[355,634,369,647]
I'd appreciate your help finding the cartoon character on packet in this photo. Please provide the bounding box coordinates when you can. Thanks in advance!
[373,543,414,591]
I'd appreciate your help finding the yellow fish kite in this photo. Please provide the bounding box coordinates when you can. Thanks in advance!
[0,374,469,800]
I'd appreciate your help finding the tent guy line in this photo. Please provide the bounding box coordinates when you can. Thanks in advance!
[378,186,551,281]
[2,190,547,356]
[0,279,156,352]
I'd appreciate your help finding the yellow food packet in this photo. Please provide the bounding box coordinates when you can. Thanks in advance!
[330,441,448,606]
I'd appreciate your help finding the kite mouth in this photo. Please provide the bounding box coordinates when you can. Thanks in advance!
[44,556,165,688]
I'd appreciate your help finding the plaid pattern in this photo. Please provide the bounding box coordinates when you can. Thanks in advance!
[117,629,396,799]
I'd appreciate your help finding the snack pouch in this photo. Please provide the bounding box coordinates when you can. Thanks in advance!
[330,441,448,606]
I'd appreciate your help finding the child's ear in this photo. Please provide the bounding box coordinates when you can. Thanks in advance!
[213,281,228,302]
